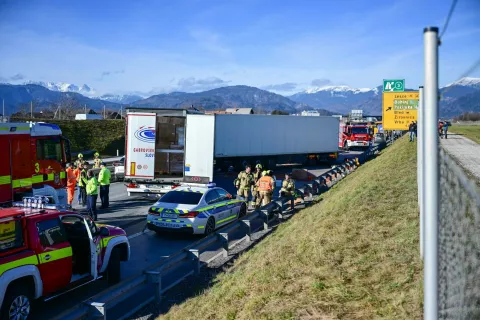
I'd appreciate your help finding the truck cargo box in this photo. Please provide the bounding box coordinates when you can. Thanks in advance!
[213,114,339,157]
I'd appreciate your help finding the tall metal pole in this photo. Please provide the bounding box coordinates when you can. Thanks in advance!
[418,85,424,259]
[423,26,439,320]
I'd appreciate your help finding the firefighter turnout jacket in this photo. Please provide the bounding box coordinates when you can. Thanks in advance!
[236,171,254,190]
[257,175,275,192]
[280,178,295,196]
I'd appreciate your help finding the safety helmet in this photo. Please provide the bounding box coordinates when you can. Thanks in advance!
[78,153,83,158]
[255,164,262,169]
[94,152,99,157]
[262,170,267,176]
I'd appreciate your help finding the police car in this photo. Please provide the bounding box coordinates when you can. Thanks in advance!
[146,183,247,235]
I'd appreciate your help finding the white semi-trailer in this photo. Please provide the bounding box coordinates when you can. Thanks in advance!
[124,108,339,197]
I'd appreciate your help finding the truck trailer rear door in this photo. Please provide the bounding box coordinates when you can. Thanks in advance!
[125,112,156,179]
[184,114,214,184]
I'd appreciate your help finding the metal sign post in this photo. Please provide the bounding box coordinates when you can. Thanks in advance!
[418,86,424,260]
[423,26,439,320]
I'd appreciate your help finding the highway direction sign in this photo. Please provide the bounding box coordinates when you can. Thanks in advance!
[382,91,419,130]
[383,79,405,92]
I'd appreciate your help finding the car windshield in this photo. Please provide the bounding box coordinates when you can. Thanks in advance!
[351,127,369,134]
[159,191,203,205]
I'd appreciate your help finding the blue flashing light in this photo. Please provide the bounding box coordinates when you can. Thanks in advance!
[207,182,216,188]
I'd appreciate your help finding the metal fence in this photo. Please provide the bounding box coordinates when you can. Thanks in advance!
[438,149,480,319]
[420,26,480,319]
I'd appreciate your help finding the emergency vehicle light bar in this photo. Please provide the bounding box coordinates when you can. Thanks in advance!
[12,196,68,211]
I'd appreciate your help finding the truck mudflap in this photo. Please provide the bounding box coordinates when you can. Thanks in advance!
[99,235,130,273]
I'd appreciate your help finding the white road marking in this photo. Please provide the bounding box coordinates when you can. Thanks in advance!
[127,229,153,240]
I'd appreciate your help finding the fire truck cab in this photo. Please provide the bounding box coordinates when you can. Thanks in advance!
[0,122,71,207]
[339,123,374,150]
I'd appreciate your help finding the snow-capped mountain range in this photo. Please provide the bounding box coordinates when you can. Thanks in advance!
[288,77,480,115]
[25,81,97,97]
[24,81,145,104]
[0,77,478,117]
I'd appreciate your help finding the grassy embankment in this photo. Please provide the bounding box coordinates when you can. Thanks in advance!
[159,136,423,320]
[450,125,480,144]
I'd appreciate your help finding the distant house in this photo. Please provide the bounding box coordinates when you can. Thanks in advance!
[301,110,320,116]
[75,113,103,120]
[205,110,231,115]
[225,108,254,115]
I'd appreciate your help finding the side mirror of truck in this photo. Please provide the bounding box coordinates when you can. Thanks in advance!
[99,227,110,237]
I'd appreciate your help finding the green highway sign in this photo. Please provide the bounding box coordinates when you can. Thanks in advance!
[383,79,405,92]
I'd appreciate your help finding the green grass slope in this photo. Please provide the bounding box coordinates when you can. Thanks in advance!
[159,136,422,320]
[450,125,480,144]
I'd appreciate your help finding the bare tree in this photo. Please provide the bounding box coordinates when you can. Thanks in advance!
[50,97,83,120]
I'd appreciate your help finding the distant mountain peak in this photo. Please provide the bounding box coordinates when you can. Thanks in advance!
[445,77,480,88]
[24,80,97,96]
[304,85,377,95]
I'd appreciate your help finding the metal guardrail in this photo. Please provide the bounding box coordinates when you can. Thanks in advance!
[55,140,395,320]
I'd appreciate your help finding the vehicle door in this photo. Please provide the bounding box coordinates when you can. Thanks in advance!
[60,215,98,279]
[204,189,230,227]
[214,189,238,225]
[34,217,73,295]
[85,216,103,275]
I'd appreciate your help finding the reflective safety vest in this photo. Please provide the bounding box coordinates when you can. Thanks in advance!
[86,177,98,195]
[78,169,88,187]
[98,167,111,186]
[258,176,273,192]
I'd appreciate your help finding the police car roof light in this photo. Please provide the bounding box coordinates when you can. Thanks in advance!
[207,182,216,188]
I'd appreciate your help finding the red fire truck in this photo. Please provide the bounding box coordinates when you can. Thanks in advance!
[339,123,374,150]
[0,122,71,206]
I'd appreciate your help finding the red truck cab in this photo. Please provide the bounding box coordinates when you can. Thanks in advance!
[339,124,374,150]
[0,122,72,206]
[0,196,130,320]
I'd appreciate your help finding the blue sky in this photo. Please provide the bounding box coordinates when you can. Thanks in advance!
[0,0,479,96]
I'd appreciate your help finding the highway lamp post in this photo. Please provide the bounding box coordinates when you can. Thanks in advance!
[423,26,439,320]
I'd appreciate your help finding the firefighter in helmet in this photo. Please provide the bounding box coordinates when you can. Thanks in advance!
[256,170,275,208]
[251,163,263,207]
[75,153,85,168]
[93,152,102,169]
[280,172,296,211]
[235,164,254,201]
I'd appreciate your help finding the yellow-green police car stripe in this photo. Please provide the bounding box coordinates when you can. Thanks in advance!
[0,255,39,276]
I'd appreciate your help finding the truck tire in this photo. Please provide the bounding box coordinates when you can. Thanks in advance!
[106,247,121,285]
[1,285,32,320]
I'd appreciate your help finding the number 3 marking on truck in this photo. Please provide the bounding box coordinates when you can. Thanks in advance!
[35,162,40,173]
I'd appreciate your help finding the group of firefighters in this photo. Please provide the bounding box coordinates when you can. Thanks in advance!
[65,152,111,221]
[234,163,297,211]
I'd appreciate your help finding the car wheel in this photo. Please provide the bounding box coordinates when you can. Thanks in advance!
[1,286,32,320]
[106,248,121,285]
[239,203,247,218]
[204,217,216,236]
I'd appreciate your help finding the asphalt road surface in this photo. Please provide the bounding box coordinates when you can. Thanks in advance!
[34,150,364,319]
